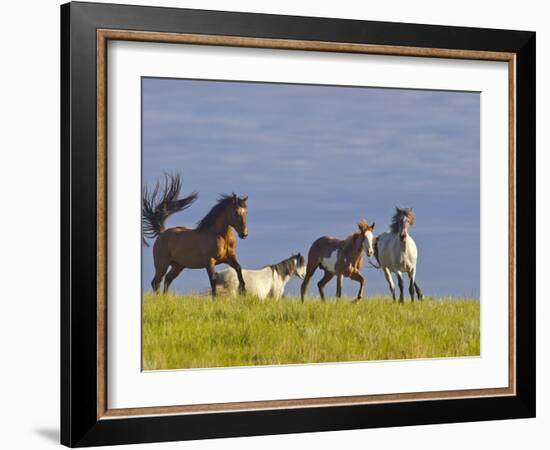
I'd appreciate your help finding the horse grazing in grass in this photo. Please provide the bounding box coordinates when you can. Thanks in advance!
[300,220,376,303]
[214,253,306,299]
[374,207,423,302]
[142,173,249,295]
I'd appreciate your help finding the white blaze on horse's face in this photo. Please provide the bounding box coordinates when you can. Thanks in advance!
[236,206,248,239]
[397,211,411,241]
[364,230,374,257]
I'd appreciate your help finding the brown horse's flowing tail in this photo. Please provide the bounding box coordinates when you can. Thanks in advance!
[142,173,198,246]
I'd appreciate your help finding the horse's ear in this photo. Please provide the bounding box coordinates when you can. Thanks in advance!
[357,220,369,232]
[371,222,375,230]
[237,195,248,207]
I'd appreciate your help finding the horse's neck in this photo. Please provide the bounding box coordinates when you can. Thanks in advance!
[223,226,235,241]
[271,269,290,295]
[337,240,363,270]
[209,215,233,240]
[400,233,414,248]
[346,235,364,259]
[273,270,291,286]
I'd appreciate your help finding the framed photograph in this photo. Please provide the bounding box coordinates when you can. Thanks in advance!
[61,1,535,447]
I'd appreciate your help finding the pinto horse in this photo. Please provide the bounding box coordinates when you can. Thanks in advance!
[300,220,375,302]
[215,253,306,300]
[142,174,249,295]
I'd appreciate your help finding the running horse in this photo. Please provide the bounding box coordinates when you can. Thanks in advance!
[300,220,376,303]
[374,207,423,302]
[142,174,249,295]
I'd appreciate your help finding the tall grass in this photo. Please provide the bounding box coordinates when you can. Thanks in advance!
[142,293,479,370]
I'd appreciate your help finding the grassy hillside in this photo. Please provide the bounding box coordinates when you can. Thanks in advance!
[142,293,480,370]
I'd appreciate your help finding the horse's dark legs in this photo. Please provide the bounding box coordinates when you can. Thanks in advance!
[383,268,396,301]
[163,264,184,294]
[317,271,334,301]
[151,261,169,294]
[225,255,246,294]
[408,274,415,302]
[414,282,424,300]
[336,275,343,298]
[350,271,365,303]
[300,263,318,302]
[396,272,405,303]
[206,260,217,297]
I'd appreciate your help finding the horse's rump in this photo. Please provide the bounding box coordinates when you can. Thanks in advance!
[215,267,273,299]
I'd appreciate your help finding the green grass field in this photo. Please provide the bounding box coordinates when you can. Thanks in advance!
[142,293,480,370]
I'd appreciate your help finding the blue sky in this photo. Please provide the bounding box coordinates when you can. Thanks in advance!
[142,78,480,298]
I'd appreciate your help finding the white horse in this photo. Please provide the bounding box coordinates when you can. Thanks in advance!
[374,207,424,302]
[214,253,306,299]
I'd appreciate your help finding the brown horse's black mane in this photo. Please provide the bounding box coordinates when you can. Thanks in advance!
[196,194,246,231]
[269,254,304,277]
[196,194,234,230]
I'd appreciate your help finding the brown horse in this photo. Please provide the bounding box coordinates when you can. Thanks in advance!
[300,220,376,302]
[142,174,248,295]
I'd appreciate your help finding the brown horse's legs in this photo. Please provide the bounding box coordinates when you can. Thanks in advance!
[350,271,365,302]
[225,255,246,294]
[300,274,312,303]
[151,261,169,293]
[163,264,184,294]
[336,275,343,298]
[300,263,318,303]
[317,271,334,301]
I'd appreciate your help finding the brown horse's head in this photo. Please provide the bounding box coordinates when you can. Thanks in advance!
[196,193,249,238]
[357,220,376,257]
[228,193,249,239]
